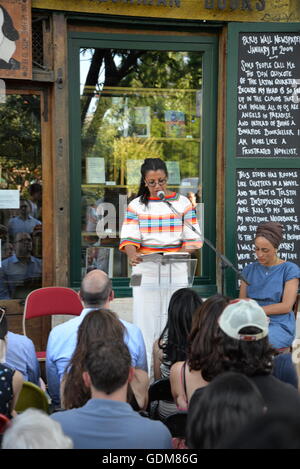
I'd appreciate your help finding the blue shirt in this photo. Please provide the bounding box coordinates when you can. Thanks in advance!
[8,215,41,238]
[0,254,42,299]
[242,261,300,348]
[46,308,148,406]
[5,331,40,385]
[51,398,172,449]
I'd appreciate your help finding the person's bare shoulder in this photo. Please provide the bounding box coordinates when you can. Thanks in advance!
[170,361,184,381]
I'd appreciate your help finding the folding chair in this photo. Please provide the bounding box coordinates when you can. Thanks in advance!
[15,381,50,414]
[23,287,83,360]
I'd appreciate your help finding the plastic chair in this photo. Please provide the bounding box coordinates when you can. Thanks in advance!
[147,378,174,419]
[15,381,50,414]
[23,287,83,360]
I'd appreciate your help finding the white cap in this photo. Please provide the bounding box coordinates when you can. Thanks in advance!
[219,299,269,342]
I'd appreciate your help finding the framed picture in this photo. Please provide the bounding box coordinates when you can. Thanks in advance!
[0,0,32,79]
[86,157,105,184]
[86,247,114,278]
[166,161,181,185]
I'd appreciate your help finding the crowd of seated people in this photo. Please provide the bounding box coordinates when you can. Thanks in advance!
[1,259,300,448]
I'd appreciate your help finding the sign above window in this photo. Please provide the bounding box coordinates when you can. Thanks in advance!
[32,0,299,23]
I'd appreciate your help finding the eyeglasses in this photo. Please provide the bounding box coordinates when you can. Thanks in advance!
[145,178,167,187]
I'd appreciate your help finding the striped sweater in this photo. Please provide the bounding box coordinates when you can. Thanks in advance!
[119,192,203,254]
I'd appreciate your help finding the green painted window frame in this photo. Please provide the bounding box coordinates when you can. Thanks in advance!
[225,22,300,298]
[68,25,218,297]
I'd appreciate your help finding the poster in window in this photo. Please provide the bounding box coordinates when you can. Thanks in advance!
[164,111,186,138]
[86,157,105,184]
[131,107,151,138]
[0,0,32,79]
[166,161,181,185]
[86,247,114,278]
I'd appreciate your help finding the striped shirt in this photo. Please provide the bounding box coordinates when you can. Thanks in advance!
[119,192,203,254]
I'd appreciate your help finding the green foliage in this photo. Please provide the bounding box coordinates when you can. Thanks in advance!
[80,48,202,185]
[0,94,41,188]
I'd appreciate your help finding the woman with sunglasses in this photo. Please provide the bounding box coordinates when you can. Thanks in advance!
[120,158,203,372]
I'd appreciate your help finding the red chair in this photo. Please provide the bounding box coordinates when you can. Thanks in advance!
[0,413,10,435]
[22,287,83,360]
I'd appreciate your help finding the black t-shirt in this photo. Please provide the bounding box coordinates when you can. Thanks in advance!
[250,374,300,413]
[191,373,300,414]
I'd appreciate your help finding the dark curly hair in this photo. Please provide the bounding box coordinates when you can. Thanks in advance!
[217,327,275,377]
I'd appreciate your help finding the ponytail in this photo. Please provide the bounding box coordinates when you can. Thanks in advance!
[137,178,150,206]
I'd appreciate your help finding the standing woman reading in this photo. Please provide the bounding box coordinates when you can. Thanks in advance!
[119,158,203,370]
[239,222,300,349]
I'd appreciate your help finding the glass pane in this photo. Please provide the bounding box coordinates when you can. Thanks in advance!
[80,48,202,278]
[0,93,42,299]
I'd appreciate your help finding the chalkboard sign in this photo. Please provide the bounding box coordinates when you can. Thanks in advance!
[236,168,300,272]
[237,32,300,158]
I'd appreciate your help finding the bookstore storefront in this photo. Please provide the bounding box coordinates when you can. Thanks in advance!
[1,0,300,344]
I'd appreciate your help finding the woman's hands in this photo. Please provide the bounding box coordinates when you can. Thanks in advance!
[125,245,142,266]
[128,252,142,266]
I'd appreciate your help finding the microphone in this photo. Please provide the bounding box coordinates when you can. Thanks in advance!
[157,190,166,200]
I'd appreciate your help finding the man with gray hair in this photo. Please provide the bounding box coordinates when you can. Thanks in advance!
[46,269,148,407]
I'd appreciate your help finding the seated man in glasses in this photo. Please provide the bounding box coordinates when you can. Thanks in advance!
[7,199,41,241]
[0,232,42,299]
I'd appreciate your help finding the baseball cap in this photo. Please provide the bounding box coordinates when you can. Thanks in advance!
[219,299,269,341]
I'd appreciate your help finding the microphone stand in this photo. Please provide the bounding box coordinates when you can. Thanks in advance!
[159,194,249,296]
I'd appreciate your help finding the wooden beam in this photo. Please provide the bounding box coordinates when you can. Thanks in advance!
[32,70,55,82]
[52,12,70,286]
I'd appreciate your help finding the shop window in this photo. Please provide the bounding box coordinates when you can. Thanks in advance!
[0,93,42,300]
[79,48,203,279]
[69,31,218,295]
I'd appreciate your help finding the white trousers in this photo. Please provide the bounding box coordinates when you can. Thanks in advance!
[132,261,188,374]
